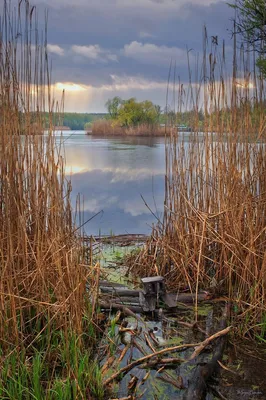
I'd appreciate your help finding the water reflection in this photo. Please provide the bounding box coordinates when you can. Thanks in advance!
[56,132,166,235]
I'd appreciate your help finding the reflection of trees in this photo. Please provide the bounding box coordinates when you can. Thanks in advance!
[116,136,162,148]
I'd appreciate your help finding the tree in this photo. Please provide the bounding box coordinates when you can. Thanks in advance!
[105,96,123,119]
[230,0,266,76]
[117,98,144,127]
[116,98,160,127]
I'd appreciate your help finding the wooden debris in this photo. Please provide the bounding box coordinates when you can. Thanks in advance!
[188,326,232,361]
[100,288,140,297]
[104,320,231,387]
[99,300,143,319]
[128,375,138,394]
[183,306,231,399]
[103,342,198,386]
[140,357,185,369]
[144,332,156,353]
[157,372,184,390]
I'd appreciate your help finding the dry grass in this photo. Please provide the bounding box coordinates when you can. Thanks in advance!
[0,0,99,351]
[91,119,168,136]
[128,32,266,338]
[0,1,104,396]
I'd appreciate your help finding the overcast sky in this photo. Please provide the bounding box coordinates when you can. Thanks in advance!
[7,0,234,112]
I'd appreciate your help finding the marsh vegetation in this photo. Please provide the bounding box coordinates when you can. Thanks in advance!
[0,2,104,398]
[0,0,266,398]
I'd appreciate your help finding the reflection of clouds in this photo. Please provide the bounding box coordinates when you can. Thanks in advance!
[109,168,162,183]
[60,134,165,234]
[65,166,163,181]
[70,168,164,234]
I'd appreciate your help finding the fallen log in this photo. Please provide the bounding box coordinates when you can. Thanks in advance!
[183,306,231,400]
[103,296,141,305]
[163,292,211,306]
[99,300,143,320]
[140,357,185,369]
[100,288,140,297]
[188,326,231,361]
[99,280,128,288]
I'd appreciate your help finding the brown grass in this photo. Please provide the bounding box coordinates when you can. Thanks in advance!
[90,119,168,136]
[128,30,266,338]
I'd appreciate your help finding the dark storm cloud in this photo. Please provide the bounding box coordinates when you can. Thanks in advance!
[0,0,234,110]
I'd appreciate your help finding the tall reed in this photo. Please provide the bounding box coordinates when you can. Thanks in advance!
[0,1,103,397]
[91,119,167,136]
[130,29,266,338]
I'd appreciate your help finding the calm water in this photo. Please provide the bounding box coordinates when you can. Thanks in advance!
[55,131,166,235]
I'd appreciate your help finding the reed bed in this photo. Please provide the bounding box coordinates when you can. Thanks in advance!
[0,1,103,398]
[91,119,167,136]
[129,34,266,339]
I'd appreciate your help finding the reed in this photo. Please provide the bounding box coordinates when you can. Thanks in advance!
[91,119,167,136]
[0,1,103,397]
[129,29,266,339]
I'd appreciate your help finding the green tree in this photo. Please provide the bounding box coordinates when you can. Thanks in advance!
[105,96,123,119]
[230,0,266,77]
[116,98,160,127]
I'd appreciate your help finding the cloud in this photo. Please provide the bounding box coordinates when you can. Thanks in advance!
[71,44,118,63]
[47,44,64,56]
[103,75,167,91]
[124,41,187,66]
[11,0,233,111]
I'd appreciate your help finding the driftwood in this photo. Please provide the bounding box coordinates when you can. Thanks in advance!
[104,296,140,305]
[188,326,231,361]
[103,323,231,388]
[163,292,211,305]
[100,288,140,297]
[103,342,198,387]
[157,373,184,389]
[140,357,185,369]
[100,290,214,315]
[99,280,128,288]
[99,300,143,320]
[183,307,231,400]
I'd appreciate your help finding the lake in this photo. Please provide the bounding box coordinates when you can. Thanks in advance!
[55,131,166,235]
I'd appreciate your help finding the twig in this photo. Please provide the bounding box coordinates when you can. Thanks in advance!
[188,326,232,361]
[217,359,241,376]
[140,357,185,369]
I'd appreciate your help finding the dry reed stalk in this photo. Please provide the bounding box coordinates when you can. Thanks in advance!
[0,0,91,349]
[128,28,266,337]
[91,119,168,136]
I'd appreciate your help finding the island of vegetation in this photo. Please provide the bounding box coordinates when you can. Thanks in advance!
[87,97,167,136]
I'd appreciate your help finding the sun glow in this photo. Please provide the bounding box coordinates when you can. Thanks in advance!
[64,165,88,175]
[55,82,87,92]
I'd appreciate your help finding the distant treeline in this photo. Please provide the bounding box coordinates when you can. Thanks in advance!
[58,113,107,130]
[29,112,107,130]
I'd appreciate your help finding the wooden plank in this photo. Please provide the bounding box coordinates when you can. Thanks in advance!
[141,276,164,283]
[100,287,140,297]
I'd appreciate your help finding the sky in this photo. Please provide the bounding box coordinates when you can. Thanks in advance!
[6,0,234,112]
